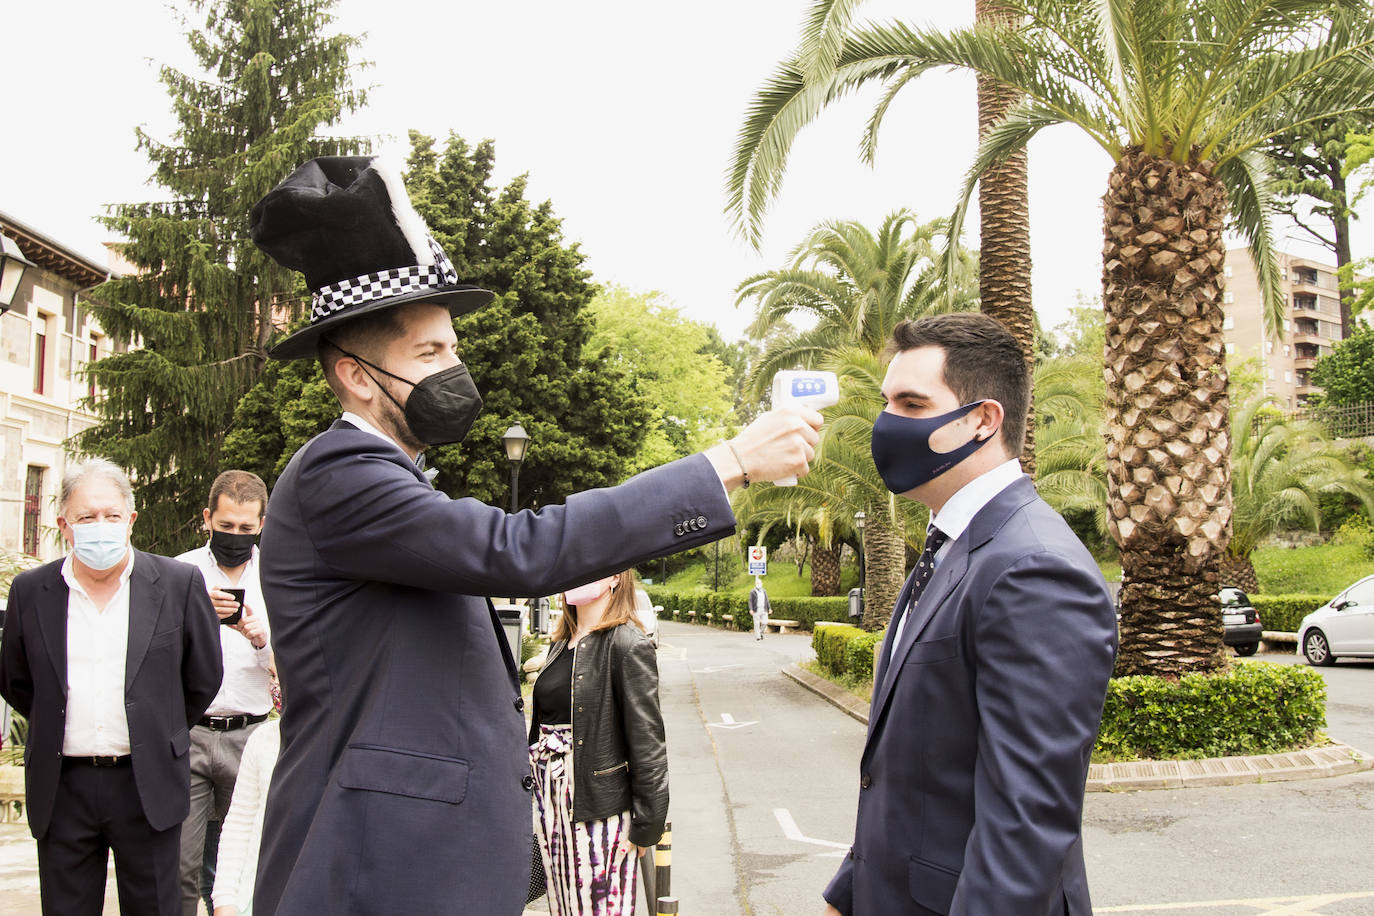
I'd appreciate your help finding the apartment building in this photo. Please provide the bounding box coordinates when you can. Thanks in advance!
[1222,248,1353,408]
[0,211,124,562]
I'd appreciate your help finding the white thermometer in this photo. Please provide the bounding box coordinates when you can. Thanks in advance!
[771,370,839,486]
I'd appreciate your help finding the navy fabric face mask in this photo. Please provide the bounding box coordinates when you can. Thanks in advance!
[870,401,993,494]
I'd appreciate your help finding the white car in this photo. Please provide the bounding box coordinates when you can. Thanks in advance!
[634,587,660,648]
[1297,574,1374,666]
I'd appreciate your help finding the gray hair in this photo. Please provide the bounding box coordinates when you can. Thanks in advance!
[59,458,136,517]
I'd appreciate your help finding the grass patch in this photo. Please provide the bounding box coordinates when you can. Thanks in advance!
[655,559,856,597]
[801,659,872,704]
[1099,542,1374,598]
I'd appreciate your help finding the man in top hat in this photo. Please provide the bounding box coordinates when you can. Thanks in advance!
[247,156,821,916]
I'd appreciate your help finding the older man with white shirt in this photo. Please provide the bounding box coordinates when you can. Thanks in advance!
[175,470,275,916]
[0,458,222,915]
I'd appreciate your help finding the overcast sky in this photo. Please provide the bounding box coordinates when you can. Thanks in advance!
[6,0,1368,342]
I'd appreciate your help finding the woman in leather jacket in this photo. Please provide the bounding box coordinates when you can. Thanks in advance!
[529,568,667,916]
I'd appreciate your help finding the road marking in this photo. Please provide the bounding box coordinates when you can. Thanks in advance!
[706,712,757,729]
[693,664,742,673]
[1097,890,1374,913]
[773,808,850,857]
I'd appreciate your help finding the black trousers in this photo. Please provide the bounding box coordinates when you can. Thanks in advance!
[37,760,181,915]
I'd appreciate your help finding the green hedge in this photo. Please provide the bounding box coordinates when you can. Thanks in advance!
[812,623,886,681]
[1250,595,1329,633]
[645,589,852,632]
[1096,662,1326,760]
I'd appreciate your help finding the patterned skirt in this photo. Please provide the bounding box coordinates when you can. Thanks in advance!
[530,724,638,916]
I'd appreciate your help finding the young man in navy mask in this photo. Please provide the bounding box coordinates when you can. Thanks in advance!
[174,470,273,916]
[823,313,1117,916]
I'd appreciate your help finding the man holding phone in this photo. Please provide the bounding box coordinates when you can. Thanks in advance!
[173,470,274,916]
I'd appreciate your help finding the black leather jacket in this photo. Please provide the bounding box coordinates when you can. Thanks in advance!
[529,624,668,847]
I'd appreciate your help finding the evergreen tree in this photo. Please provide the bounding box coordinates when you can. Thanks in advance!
[223,132,652,508]
[75,0,367,552]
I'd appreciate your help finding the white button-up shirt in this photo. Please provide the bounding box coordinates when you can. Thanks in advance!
[174,543,273,717]
[62,551,134,756]
[889,459,1027,654]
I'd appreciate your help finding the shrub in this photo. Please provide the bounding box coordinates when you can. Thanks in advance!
[1095,663,1326,761]
[1250,594,1330,633]
[844,630,887,681]
[645,589,852,632]
[812,623,887,680]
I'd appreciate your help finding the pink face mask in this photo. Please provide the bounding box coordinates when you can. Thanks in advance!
[564,576,618,607]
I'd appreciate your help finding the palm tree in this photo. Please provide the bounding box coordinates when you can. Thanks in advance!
[1033,355,1109,539]
[730,0,1039,473]
[735,212,977,625]
[1225,397,1374,592]
[736,209,978,401]
[724,0,1374,676]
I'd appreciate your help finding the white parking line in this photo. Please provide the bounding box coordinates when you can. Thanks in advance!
[773,808,850,857]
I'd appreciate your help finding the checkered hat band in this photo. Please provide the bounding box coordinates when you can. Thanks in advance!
[310,238,460,322]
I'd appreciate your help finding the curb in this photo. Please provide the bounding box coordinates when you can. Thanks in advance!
[780,663,1373,792]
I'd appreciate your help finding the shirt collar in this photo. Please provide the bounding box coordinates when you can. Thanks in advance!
[61,547,136,596]
[930,458,1025,545]
[340,410,423,467]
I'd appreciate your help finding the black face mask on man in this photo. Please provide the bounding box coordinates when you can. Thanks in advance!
[209,529,257,568]
[328,341,484,447]
[870,401,996,494]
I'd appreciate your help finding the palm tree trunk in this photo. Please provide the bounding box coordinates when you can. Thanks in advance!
[975,0,1036,477]
[1218,551,1260,595]
[1102,149,1233,678]
[810,538,842,596]
[861,501,907,631]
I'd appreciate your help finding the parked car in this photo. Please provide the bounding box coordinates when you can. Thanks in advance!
[1297,574,1374,666]
[634,587,661,649]
[1219,586,1262,657]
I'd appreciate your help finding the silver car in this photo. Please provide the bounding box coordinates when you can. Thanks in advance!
[1297,574,1374,666]
[634,587,660,648]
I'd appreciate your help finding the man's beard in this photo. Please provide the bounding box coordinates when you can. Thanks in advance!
[375,381,427,455]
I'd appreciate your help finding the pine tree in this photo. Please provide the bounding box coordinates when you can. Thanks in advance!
[222,132,654,509]
[75,0,368,553]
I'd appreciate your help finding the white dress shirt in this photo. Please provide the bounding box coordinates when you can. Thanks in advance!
[174,543,273,717]
[889,459,1026,653]
[62,551,135,756]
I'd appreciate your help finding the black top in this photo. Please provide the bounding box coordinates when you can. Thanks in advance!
[534,644,574,727]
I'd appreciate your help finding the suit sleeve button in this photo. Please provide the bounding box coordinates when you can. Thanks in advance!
[675,523,685,536]
[696,515,707,528]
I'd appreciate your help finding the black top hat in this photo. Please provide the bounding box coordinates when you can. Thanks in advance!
[251,156,493,360]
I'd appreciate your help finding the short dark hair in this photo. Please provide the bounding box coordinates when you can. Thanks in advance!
[209,470,269,517]
[888,313,1030,456]
[317,307,410,399]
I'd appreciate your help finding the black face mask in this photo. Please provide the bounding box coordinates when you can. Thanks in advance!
[329,341,484,447]
[209,529,257,568]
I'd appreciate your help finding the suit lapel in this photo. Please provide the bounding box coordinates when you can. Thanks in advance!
[34,567,71,694]
[868,542,968,729]
[485,598,519,685]
[125,552,165,692]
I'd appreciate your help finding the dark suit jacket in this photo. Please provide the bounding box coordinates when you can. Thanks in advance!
[0,550,223,837]
[254,421,734,916]
[824,476,1117,916]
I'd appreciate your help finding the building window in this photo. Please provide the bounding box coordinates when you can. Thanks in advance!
[1223,316,1235,330]
[33,330,47,394]
[1225,265,1233,278]
[1265,340,1274,353]
[1226,342,1236,355]
[1285,370,1293,383]
[1223,291,1234,304]
[1283,345,1291,356]
[1283,319,1291,331]
[1268,367,1275,380]
[88,341,99,399]
[23,466,45,557]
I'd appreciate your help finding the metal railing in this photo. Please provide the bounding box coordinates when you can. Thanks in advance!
[1283,402,1374,439]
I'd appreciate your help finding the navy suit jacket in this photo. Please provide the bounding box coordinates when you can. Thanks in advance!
[0,551,223,837]
[824,476,1117,916]
[254,421,734,916]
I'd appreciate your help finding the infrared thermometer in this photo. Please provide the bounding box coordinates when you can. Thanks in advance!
[771,370,840,485]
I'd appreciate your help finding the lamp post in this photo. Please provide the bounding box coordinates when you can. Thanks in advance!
[0,234,36,316]
[502,424,529,513]
[854,510,867,596]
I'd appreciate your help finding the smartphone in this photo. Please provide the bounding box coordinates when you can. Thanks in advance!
[221,588,246,626]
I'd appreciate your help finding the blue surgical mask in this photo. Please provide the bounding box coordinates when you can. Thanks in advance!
[70,520,130,571]
[870,401,993,494]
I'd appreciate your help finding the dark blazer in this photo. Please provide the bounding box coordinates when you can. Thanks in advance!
[0,550,223,838]
[824,476,1117,916]
[254,422,733,916]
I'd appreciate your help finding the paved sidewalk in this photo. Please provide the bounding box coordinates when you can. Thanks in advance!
[782,662,1373,791]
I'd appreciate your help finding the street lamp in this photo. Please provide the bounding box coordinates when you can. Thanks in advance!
[502,423,529,513]
[0,234,35,316]
[854,511,867,595]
